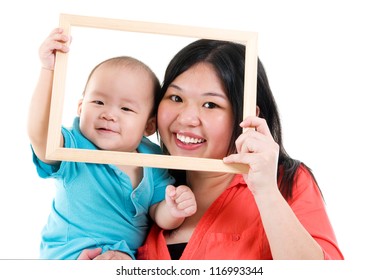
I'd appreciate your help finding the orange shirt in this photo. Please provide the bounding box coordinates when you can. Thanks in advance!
[138,165,344,260]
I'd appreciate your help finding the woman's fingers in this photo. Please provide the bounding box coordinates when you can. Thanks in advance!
[77,248,102,260]
[224,115,279,193]
[240,116,274,139]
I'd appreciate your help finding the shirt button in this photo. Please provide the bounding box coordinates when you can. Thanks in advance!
[232,234,241,241]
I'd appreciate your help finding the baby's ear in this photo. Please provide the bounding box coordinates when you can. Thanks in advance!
[256,105,260,117]
[77,99,83,116]
[144,116,156,137]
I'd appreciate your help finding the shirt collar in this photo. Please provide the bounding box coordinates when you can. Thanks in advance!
[228,174,246,189]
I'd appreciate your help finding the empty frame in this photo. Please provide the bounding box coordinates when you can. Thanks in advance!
[46,14,258,173]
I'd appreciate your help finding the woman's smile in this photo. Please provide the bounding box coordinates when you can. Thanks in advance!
[174,132,206,151]
[176,132,206,145]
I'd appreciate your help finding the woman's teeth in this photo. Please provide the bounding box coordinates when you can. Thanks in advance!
[177,133,205,144]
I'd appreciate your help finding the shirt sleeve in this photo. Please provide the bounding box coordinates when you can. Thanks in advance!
[32,124,77,179]
[150,168,176,206]
[102,241,136,260]
[289,165,344,259]
[137,137,176,206]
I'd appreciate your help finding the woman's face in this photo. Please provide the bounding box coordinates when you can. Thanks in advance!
[158,62,234,159]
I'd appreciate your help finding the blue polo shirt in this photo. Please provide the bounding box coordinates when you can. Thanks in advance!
[33,117,175,259]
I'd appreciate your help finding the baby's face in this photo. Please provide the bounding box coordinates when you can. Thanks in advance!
[78,63,155,152]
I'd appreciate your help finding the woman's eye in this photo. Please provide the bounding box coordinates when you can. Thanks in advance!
[204,102,218,109]
[169,95,182,102]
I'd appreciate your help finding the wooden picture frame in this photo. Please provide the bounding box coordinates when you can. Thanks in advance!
[46,14,258,174]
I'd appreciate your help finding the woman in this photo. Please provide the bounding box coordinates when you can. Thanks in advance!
[80,39,343,260]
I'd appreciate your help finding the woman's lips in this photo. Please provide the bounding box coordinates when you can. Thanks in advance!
[176,133,205,144]
[174,132,206,150]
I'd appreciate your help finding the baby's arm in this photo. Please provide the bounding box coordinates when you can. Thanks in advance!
[27,28,70,164]
[149,185,197,230]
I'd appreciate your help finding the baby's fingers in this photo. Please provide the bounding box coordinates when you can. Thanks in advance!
[176,198,197,215]
[174,186,197,215]
[165,185,177,206]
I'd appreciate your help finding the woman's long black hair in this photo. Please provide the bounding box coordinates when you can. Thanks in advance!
[156,39,319,200]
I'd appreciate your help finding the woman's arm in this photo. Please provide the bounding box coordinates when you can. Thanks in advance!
[224,116,324,259]
[253,187,324,259]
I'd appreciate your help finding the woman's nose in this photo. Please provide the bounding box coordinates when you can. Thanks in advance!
[176,105,200,126]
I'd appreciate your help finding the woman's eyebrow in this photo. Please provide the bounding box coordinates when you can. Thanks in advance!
[202,92,227,100]
[168,84,182,91]
[168,84,226,99]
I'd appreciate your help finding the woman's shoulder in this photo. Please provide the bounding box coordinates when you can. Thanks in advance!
[295,163,315,179]
[291,163,323,201]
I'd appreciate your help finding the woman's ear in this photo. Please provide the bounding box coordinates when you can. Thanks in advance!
[256,105,260,117]
[144,116,157,137]
[77,99,83,116]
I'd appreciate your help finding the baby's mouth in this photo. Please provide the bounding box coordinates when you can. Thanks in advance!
[97,127,117,133]
[176,133,206,144]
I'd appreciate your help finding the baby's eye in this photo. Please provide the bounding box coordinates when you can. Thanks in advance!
[121,107,133,112]
[169,95,182,103]
[92,100,104,105]
[203,102,218,109]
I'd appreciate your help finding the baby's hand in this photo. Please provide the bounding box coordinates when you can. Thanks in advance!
[39,28,70,70]
[165,185,197,218]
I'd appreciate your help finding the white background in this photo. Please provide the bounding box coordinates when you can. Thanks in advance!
[1,0,377,277]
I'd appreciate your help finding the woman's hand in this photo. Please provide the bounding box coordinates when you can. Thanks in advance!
[223,116,280,196]
[77,248,103,260]
[77,248,132,260]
